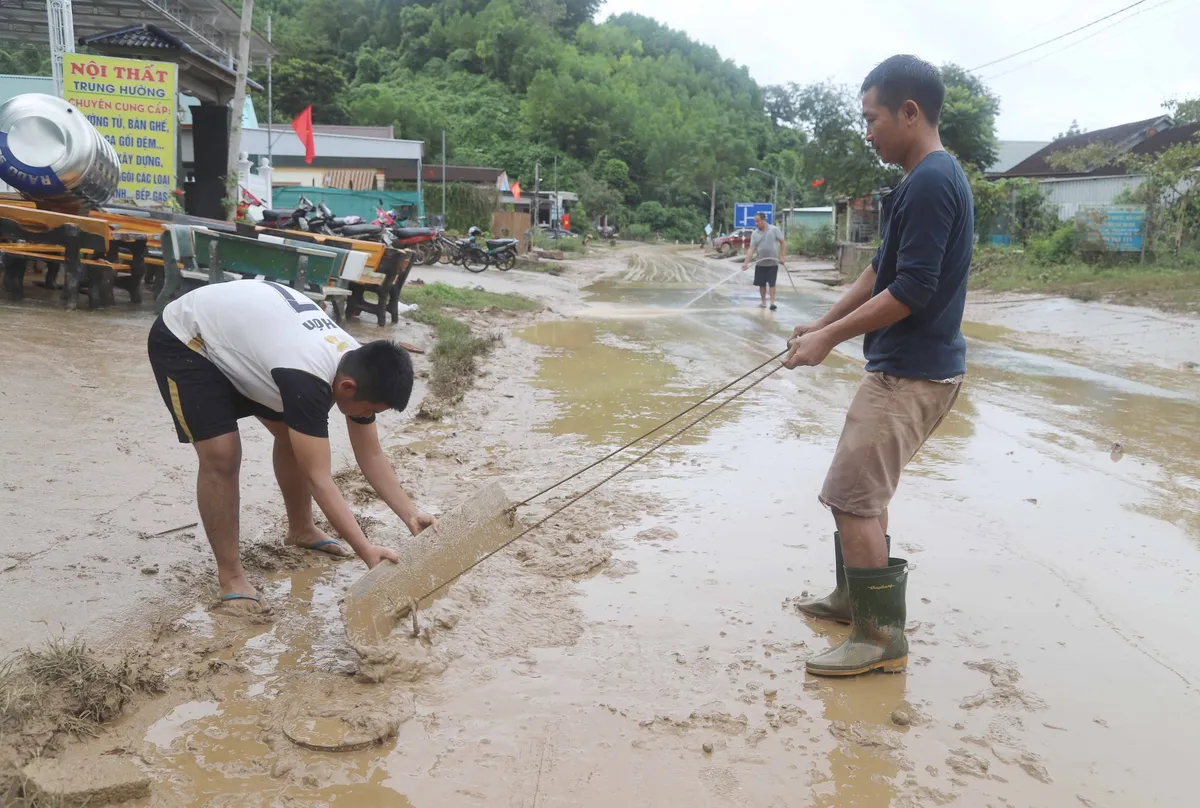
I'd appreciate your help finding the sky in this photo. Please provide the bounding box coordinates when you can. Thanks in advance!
[596,0,1200,142]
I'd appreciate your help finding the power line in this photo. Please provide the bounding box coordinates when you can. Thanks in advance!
[969,0,1150,71]
[982,0,1180,81]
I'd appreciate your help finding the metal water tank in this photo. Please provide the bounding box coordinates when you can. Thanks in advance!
[0,92,120,211]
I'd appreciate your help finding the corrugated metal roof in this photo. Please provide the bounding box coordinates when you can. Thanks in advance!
[323,169,379,191]
[987,140,1051,174]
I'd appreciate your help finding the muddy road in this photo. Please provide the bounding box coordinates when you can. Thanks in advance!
[2,245,1199,806]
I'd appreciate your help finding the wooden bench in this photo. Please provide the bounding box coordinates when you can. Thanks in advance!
[155,227,357,323]
[240,224,413,327]
[0,203,154,309]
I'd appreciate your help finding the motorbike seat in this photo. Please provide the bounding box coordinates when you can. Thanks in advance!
[340,224,383,238]
[330,216,359,228]
[260,208,293,220]
[487,238,518,249]
[394,227,433,239]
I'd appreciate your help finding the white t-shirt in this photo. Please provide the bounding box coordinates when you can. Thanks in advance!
[162,280,365,437]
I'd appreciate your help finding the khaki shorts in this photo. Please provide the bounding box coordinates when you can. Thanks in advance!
[819,372,962,517]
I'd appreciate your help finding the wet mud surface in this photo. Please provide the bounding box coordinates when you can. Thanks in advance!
[2,245,1199,806]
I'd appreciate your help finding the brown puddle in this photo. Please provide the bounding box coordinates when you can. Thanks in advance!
[517,318,752,447]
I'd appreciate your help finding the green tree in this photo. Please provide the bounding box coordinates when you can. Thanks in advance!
[0,45,51,75]
[788,81,896,200]
[258,58,349,123]
[939,64,999,171]
[1164,97,1200,124]
[576,171,625,225]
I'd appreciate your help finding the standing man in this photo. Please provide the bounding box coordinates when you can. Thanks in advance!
[148,280,437,613]
[741,211,786,310]
[783,55,973,676]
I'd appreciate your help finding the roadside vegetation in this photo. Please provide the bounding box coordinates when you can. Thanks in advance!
[400,282,539,406]
[970,244,1200,312]
[966,120,1200,312]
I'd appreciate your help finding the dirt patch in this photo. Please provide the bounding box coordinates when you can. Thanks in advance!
[960,659,1048,711]
[634,526,678,542]
[333,468,379,506]
[21,755,149,807]
[946,748,991,778]
[514,529,614,579]
[830,720,909,768]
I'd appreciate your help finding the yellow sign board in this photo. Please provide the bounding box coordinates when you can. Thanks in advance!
[62,54,178,207]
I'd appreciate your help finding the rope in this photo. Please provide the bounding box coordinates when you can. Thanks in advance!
[517,348,789,506]
[404,351,789,611]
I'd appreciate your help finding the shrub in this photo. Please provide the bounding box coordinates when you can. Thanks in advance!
[627,223,652,241]
[1029,222,1079,265]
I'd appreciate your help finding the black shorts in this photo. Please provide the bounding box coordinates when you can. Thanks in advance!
[147,317,281,444]
[753,262,779,287]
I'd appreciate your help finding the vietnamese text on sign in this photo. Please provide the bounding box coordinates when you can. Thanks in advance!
[62,54,178,207]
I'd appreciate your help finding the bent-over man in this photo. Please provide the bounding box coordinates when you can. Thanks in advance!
[147,280,436,612]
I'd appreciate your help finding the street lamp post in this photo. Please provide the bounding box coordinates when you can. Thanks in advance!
[749,167,798,238]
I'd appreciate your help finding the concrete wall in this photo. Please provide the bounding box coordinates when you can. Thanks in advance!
[272,167,327,187]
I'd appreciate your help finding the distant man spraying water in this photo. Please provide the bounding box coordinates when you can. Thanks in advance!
[741,212,786,310]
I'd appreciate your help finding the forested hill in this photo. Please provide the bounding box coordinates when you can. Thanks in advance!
[252,0,795,230]
[1,0,1001,236]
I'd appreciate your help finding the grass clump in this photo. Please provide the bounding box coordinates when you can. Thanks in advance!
[401,282,533,405]
[1,639,166,800]
[400,282,538,313]
[1,639,165,738]
[531,231,586,255]
[418,311,501,402]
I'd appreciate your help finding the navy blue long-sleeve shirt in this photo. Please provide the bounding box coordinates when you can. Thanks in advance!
[864,150,974,379]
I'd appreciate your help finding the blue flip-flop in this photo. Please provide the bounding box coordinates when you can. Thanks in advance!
[219,592,261,605]
[303,538,348,556]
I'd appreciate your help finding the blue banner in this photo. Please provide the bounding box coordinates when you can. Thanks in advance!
[1075,205,1146,252]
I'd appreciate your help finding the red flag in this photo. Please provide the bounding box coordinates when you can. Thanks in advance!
[291,106,315,165]
[561,212,570,231]
[811,178,825,188]
[511,181,522,201]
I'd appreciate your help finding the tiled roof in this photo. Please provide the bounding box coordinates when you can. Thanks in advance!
[1003,116,1172,177]
[79,24,186,51]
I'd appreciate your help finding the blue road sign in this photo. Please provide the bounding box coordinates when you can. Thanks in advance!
[734,202,774,228]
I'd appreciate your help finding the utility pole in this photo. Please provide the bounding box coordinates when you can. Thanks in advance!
[709,177,716,231]
[225,0,254,220]
[441,129,446,224]
[266,15,272,167]
[531,161,540,231]
[772,175,778,227]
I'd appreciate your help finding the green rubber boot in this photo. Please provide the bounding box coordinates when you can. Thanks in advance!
[793,532,891,624]
[805,558,909,677]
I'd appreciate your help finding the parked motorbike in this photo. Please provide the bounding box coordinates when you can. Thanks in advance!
[374,204,438,263]
[462,226,518,273]
[433,232,467,265]
[310,201,393,245]
[257,195,316,231]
